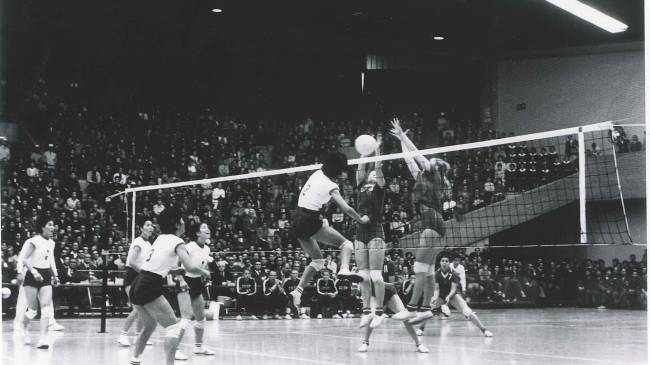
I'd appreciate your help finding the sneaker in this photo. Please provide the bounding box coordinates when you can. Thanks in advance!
[597,305,606,310]
[407,311,434,325]
[284,314,293,320]
[262,314,269,320]
[49,323,64,331]
[316,314,323,319]
[415,329,424,337]
[36,337,50,349]
[416,344,429,353]
[175,351,189,360]
[483,329,494,337]
[300,314,310,319]
[193,346,215,355]
[129,357,141,365]
[359,314,374,328]
[117,334,131,347]
[358,342,369,352]
[332,314,342,319]
[392,310,416,321]
[23,334,33,345]
[289,290,302,312]
[274,314,282,320]
[341,313,348,318]
[236,315,243,321]
[440,304,451,316]
[369,315,384,329]
[250,315,258,320]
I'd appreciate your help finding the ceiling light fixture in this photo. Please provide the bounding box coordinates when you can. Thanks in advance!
[211,8,223,13]
[544,0,627,33]
[433,36,444,40]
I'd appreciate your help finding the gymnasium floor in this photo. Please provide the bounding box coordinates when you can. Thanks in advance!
[2,308,647,365]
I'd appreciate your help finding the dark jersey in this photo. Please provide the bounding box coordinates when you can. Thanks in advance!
[237,277,256,294]
[357,184,385,224]
[283,278,300,293]
[413,169,444,211]
[335,278,352,296]
[435,269,460,298]
[317,278,336,294]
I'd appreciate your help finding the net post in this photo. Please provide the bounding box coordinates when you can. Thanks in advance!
[98,250,109,333]
[578,129,588,243]
[609,133,633,243]
[131,191,137,242]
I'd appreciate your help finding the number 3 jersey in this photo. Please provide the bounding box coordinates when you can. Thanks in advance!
[182,241,211,278]
[141,234,184,277]
[127,236,152,270]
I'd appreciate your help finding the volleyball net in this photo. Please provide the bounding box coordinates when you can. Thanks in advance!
[120,121,642,254]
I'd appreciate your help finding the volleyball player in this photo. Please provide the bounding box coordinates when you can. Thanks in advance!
[15,216,59,349]
[389,118,450,324]
[289,152,370,311]
[174,223,215,360]
[128,207,211,365]
[117,220,154,347]
[431,254,493,337]
[358,283,429,353]
[354,134,388,329]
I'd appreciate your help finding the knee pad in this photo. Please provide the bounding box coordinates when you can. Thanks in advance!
[24,308,38,320]
[358,270,370,281]
[462,307,473,317]
[165,319,190,339]
[368,238,386,250]
[40,306,54,319]
[193,319,205,330]
[339,240,353,251]
[369,270,383,282]
[309,259,325,271]
[413,262,430,274]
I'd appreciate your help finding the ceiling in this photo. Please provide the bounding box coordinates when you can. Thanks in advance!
[1,0,644,110]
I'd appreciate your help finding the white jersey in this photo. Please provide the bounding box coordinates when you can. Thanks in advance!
[22,235,55,269]
[140,234,184,277]
[127,236,152,270]
[450,263,467,292]
[183,241,211,278]
[298,170,339,211]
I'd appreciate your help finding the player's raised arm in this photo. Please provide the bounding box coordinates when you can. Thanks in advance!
[330,189,369,224]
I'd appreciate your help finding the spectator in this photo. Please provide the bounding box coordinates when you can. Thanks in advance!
[236,269,258,320]
[314,270,338,319]
[630,135,643,152]
[262,270,285,319]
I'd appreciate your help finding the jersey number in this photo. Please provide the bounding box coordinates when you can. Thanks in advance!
[146,249,155,262]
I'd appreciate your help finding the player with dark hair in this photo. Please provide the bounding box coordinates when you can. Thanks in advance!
[354,134,388,328]
[289,152,369,312]
[428,254,493,338]
[117,220,154,347]
[128,207,211,365]
[174,223,215,360]
[390,118,451,324]
[15,216,59,349]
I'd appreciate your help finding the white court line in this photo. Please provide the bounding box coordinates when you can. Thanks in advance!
[290,331,647,365]
[176,342,346,365]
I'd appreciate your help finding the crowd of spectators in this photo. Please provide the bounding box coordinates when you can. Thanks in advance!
[1,79,646,317]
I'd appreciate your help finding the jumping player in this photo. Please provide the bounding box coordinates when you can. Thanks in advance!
[390,118,450,324]
[354,134,388,329]
[15,216,59,349]
[117,220,155,347]
[128,207,211,365]
[358,283,429,353]
[174,223,215,360]
[430,254,493,337]
[289,152,369,311]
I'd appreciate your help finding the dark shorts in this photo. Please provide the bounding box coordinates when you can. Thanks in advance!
[180,275,204,299]
[293,207,323,239]
[356,223,385,243]
[383,283,398,306]
[23,268,52,289]
[123,266,139,287]
[415,206,445,236]
[129,271,165,306]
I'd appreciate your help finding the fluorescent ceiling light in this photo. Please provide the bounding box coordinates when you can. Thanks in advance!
[433,36,445,40]
[212,8,223,13]
[545,0,628,33]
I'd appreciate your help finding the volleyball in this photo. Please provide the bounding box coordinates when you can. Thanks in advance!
[2,287,11,299]
[354,134,377,155]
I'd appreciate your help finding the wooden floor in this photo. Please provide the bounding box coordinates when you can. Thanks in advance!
[2,308,647,365]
